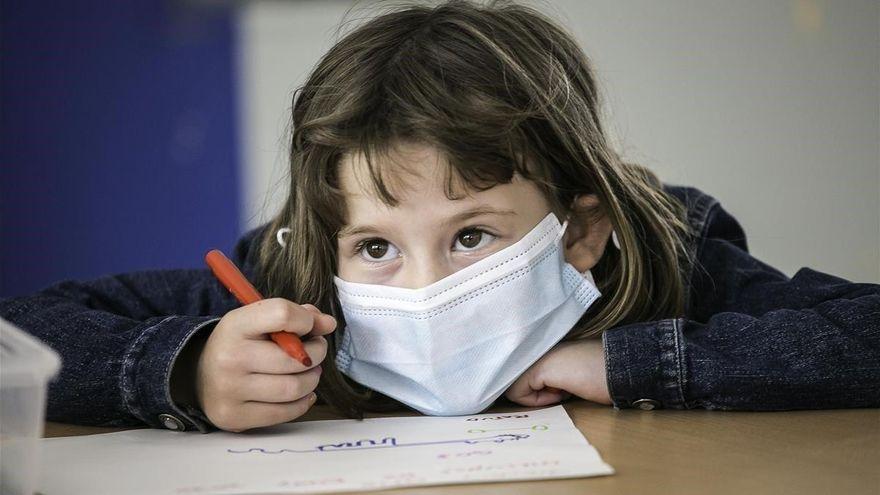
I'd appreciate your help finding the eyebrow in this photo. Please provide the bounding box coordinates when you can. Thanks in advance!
[337,205,517,238]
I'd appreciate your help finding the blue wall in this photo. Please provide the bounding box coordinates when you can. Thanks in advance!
[1,1,241,298]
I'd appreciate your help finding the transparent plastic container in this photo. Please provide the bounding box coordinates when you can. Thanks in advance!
[1,317,61,495]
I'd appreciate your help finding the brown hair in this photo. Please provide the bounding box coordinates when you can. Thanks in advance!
[257,0,694,417]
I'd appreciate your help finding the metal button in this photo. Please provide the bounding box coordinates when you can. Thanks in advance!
[159,413,185,431]
[632,399,661,410]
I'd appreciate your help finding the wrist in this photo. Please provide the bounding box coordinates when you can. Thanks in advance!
[550,339,611,405]
[580,338,611,404]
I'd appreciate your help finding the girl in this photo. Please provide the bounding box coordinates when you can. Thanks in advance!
[2,0,878,433]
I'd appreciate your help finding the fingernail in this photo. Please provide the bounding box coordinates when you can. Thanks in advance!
[314,365,323,374]
[309,393,318,403]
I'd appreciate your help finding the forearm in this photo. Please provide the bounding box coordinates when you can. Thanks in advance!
[3,297,217,429]
[0,272,233,430]
[603,293,880,410]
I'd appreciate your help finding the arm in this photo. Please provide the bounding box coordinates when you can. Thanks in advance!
[507,200,879,411]
[0,227,266,430]
[603,203,880,410]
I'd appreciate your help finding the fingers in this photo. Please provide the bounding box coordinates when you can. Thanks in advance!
[221,299,327,339]
[241,367,322,403]
[504,372,534,403]
[532,388,570,407]
[505,371,568,407]
[240,394,318,430]
[211,393,319,432]
[506,385,568,407]
[300,303,337,336]
[245,337,328,374]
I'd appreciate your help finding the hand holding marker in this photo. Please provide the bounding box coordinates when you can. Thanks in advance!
[198,249,333,431]
[205,249,312,367]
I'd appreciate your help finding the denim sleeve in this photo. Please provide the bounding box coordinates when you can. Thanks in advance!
[0,226,267,431]
[603,201,880,410]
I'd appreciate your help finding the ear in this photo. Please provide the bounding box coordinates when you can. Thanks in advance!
[562,194,614,273]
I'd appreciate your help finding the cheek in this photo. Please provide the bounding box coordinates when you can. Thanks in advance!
[335,252,355,281]
[336,265,364,283]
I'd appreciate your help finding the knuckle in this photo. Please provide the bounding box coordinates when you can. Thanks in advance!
[268,299,303,327]
[214,348,242,371]
[214,313,238,336]
[264,299,293,326]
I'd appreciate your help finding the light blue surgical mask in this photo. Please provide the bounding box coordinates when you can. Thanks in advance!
[333,212,601,416]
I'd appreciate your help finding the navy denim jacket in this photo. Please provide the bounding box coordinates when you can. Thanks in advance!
[2,185,878,432]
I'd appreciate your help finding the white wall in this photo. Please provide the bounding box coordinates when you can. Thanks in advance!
[237,0,879,282]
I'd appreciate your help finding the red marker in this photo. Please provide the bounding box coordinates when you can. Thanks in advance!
[205,249,312,367]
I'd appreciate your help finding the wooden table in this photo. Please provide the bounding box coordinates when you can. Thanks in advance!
[45,401,880,495]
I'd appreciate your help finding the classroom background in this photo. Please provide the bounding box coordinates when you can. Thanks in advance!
[1,0,878,299]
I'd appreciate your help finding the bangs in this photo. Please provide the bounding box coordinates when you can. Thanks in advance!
[346,135,541,207]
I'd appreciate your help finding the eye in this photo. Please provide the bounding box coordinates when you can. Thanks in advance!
[357,239,400,262]
[453,228,496,252]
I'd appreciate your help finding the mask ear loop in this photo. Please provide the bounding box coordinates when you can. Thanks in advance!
[276,228,292,248]
[557,215,571,242]
[555,198,576,242]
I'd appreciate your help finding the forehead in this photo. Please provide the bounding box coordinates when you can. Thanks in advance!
[336,142,550,228]
[338,142,454,205]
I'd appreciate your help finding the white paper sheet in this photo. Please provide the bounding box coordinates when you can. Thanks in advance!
[40,405,614,494]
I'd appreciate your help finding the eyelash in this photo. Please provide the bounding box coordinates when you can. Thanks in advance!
[352,227,497,261]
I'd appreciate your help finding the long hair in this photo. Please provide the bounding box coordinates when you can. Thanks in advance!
[257,0,695,417]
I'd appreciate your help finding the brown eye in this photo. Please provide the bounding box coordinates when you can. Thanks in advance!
[365,240,388,258]
[358,239,399,262]
[458,230,483,249]
[454,229,495,252]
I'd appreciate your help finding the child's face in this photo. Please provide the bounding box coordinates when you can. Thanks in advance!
[336,142,555,288]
